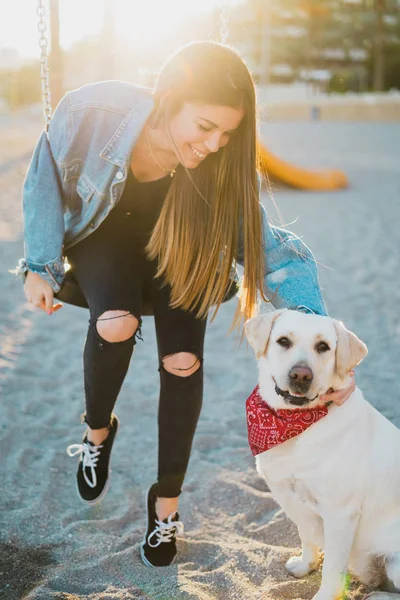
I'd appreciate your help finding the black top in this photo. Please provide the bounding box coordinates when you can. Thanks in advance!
[105,169,172,238]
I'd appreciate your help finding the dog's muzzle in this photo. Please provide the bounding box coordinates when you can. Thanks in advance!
[274,383,318,407]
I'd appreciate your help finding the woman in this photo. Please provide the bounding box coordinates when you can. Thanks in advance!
[16,42,355,567]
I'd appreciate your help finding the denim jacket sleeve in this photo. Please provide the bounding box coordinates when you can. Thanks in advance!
[10,93,71,292]
[236,181,328,316]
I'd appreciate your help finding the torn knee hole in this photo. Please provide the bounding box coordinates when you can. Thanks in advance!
[96,310,140,343]
[161,353,201,377]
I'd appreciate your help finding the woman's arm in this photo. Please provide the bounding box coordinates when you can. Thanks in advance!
[236,199,328,316]
[11,93,71,292]
[258,202,328,316]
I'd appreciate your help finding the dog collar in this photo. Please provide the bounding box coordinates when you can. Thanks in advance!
[246,385,331,456]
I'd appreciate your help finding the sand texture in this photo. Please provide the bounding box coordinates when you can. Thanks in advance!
[1,115,399,600]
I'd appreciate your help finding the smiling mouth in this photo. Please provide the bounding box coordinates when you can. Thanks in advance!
[189,144,207,159]
[273,379,318,407]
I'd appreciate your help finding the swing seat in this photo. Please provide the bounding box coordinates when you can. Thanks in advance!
[55,268,239,316]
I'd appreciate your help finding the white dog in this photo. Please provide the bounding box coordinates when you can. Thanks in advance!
[244,309,400,600]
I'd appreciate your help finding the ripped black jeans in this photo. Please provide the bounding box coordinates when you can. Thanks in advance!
[65,174,207,497]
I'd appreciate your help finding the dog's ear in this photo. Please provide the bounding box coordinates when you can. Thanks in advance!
[333,319,368,378]
[244,309,287,358]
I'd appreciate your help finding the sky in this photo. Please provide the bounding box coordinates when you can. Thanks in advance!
[1,0,238,59]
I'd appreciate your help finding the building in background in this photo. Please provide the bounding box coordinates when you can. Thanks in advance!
[229,0,400,93]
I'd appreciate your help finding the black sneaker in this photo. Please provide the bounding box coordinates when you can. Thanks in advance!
[66,414,119,505]
[140,483,184,567]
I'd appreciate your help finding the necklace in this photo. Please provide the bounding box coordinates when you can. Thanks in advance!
[145,128,178,178]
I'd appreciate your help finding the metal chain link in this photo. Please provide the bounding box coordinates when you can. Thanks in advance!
[219,0,230,43]
[37,0,52,131]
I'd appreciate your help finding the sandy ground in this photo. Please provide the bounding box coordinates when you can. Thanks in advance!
[0,114,399,600]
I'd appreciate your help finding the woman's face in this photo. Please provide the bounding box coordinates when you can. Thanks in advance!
[167,102,244,168]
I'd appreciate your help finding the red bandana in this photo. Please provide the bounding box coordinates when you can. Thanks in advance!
[246,385,330,456]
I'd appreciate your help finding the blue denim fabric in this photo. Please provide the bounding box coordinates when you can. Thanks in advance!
[12,80,327,316]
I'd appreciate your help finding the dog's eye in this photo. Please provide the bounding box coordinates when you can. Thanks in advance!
[277,337,291,348]
[316,342,330,353]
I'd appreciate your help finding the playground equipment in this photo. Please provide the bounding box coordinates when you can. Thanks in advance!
[257,144,348,190]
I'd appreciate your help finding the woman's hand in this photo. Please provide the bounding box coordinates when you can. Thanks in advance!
[319,370,356,406]
[24,271,63,315]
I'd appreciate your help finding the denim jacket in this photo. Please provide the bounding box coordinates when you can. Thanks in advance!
[13,80,327,316]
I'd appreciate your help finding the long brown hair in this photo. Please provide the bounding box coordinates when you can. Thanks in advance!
[146,41,269,332]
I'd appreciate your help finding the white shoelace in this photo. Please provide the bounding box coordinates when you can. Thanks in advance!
[66,442,103,488]
[148,514,184,548]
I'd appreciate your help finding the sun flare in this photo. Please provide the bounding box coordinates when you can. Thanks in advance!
[0,0,228,59]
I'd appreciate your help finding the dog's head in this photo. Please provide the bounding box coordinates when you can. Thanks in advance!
[244,309,367,410]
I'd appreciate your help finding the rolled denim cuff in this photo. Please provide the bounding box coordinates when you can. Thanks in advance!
[9,257,65,293]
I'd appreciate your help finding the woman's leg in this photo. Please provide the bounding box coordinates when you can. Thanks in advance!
[66,231,144,433]
[65,230,144,503]
[151,281,207,512]
[83,309,141,435]
[156,353,204,516]
[140,277,207,566]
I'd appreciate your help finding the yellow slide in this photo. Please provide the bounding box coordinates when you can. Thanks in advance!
[258,142,348,191]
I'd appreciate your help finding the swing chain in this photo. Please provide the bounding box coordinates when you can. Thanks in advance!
[37,0,52,131]
[220,0,230,44]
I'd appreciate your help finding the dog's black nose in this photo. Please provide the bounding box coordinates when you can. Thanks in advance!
[288,365,313,392]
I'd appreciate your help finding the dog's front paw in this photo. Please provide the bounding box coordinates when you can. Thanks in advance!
[286,555,316,578]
